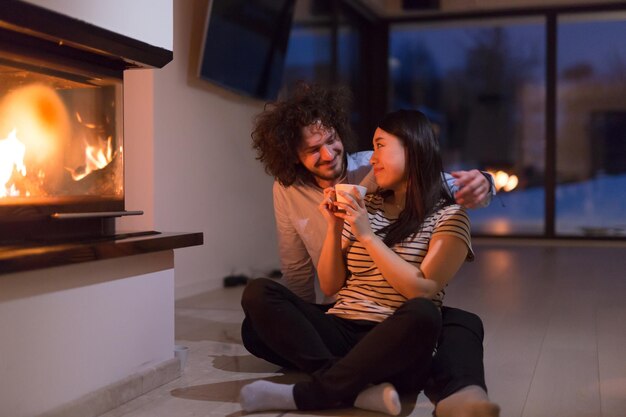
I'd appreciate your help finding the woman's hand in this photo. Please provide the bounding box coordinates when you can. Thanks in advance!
[334,190,374,243]
[319,187,344,232]
[317,187,348,296]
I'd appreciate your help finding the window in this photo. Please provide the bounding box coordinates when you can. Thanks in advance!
[389,18,546,235]
[279,2,626,239]
[282,0,375,146]
[556,12,626,237]
[283,4,334,86]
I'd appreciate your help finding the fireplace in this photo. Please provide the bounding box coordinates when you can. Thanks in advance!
[0,0,171,244]
[0,4,204,416]
[0,1,202,273]
[0,56,129,242]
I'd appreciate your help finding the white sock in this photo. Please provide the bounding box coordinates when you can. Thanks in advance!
[435,385,500,417]
[239,380,297,412]
[354,382,401,416]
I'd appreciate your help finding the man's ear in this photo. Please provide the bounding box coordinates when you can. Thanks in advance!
[292,151,303,165]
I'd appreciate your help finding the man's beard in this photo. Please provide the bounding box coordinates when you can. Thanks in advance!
[314,156,345,181]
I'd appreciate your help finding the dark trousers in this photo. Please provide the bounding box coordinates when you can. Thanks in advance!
[241,278,441,410]
[423,305,487,403]
[242,279,488,406]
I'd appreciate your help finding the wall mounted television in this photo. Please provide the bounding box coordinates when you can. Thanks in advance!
[198,0,295,100]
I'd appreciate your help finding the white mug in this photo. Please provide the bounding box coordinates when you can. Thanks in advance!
[335,184,367,204]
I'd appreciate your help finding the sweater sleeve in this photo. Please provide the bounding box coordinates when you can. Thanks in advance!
[273,182,317,302]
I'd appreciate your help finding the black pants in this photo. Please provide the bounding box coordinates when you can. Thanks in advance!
[241,278,441,410]
[242,279,488,406]
[423,304,487,403]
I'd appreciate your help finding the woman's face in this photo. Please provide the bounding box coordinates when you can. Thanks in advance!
[370,127,407,192]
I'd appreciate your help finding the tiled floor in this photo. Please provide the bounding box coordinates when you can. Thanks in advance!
[101,241,626,417]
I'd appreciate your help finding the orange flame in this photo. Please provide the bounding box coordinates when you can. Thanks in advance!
[1,84,118,197]
[0,129,27,197]
[68,136,114,181]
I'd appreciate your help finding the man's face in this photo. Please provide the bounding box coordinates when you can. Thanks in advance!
[296,122,345,186]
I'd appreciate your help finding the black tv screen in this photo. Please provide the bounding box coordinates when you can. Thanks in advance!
[199,0,295,100]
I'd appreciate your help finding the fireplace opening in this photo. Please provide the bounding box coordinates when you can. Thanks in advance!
[0,49,130,243]
[1,60,124,205]
[0,1,205,276]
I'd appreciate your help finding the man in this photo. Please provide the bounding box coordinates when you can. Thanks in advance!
[243,83,499,417]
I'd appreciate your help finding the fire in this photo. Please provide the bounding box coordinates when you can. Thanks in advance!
[0,83,69,197]
[0,129,27,197]
[76,112,97,129]
[69,135,115,181]
[0,84,118,199]
[65,111,116,181]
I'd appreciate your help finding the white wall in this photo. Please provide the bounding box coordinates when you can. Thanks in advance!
[122,0,279,299]
[120,69,155,232]
[0,252,175,417]
[22,0,172,50]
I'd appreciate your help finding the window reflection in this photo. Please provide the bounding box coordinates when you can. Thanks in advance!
[556,13,626,237]
[283,26,333,85]
[281,4,626,239]
[389,19,546,235]
[282,0,366,143]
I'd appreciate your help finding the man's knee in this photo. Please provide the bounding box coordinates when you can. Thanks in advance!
[241,277,276,311]
[441,306,484,341]
[240,317,256,349]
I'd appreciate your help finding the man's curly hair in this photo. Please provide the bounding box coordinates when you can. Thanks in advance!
[251,82,355,187]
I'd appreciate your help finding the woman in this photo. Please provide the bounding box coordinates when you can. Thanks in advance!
[240,110,474,415]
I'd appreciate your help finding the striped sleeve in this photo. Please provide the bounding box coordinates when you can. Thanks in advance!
[432,205,474,261]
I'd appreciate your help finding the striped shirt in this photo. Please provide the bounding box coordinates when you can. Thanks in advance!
[327,194,474,323]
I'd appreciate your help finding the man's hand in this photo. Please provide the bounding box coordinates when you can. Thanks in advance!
[451,170,492,209]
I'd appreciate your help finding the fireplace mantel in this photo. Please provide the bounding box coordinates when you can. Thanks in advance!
[0,231,203,275]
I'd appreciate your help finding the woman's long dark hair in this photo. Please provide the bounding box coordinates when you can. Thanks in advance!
[377,109,454,247]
